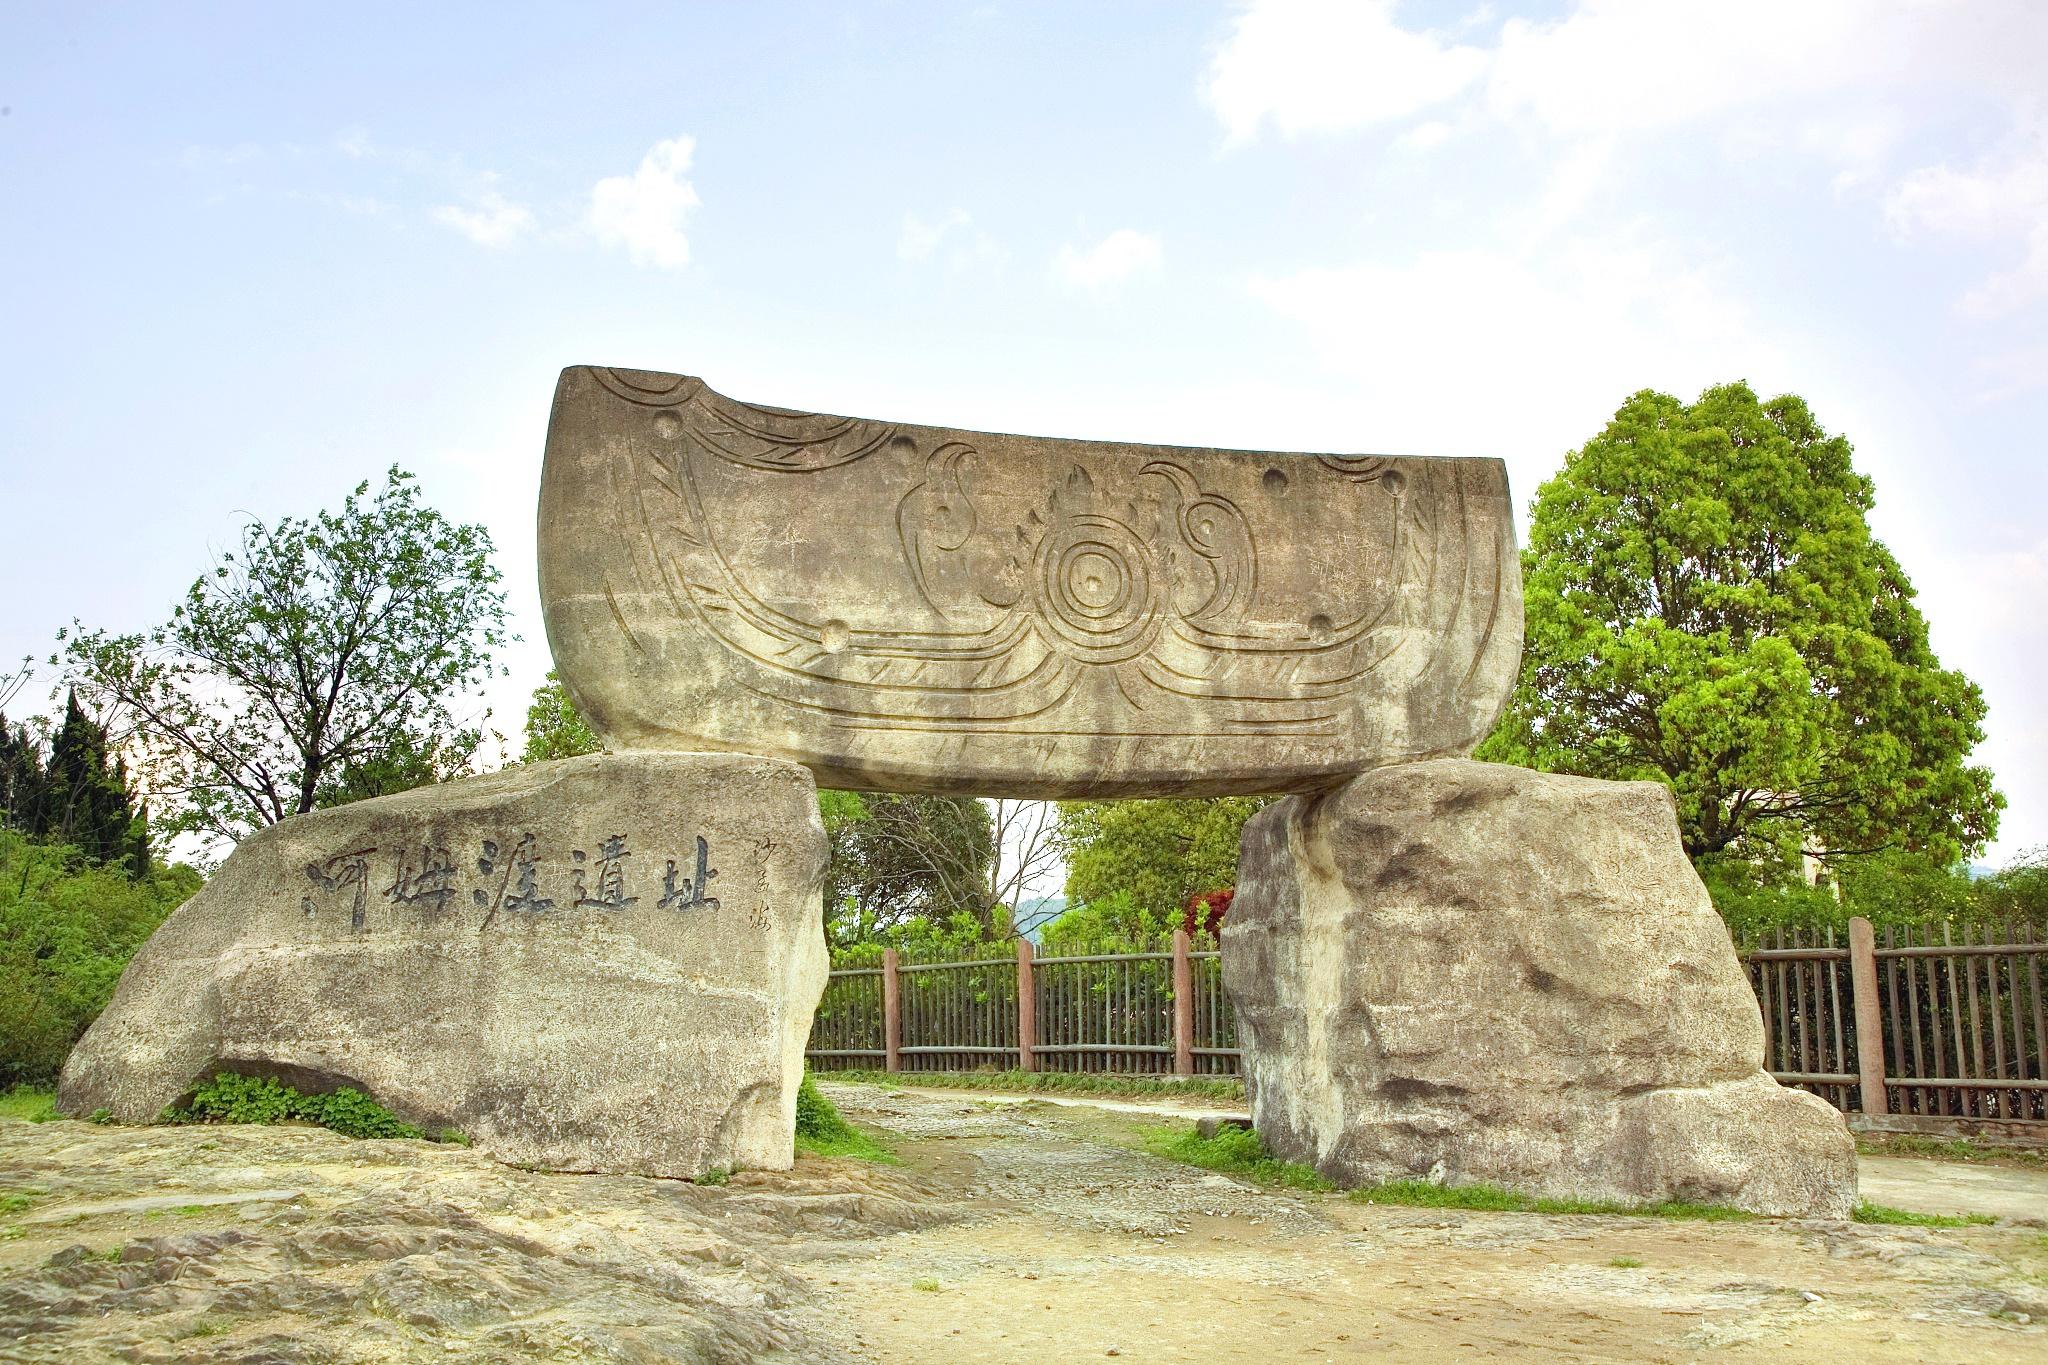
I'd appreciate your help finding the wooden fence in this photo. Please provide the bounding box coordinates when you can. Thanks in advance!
[808,919,2048,1125]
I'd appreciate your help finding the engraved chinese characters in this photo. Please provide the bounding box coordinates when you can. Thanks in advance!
[538,366,1523,797]
[299,832,720,930]
[59,753,827,1180]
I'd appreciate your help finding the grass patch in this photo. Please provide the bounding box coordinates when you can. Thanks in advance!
[1856,1133,2047,1169]
[696,1167,731,1187]
[824,1068,1246,1103]
[1138,1122,1333,1191]
[162,1073,430,1141]
[1347,1180,1755,1222]
[1609,1256,1645,1269]
[911,1276,941,1292]
[0,1192,35,1217]
[1852,1200,1996,1228]
[793,1073,898,1163]
[0,1086,57,1123]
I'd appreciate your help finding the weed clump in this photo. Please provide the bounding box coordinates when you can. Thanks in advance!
[162,1073,428,1141]
[1348,1180,1755,1221]
[794,1073,896,1163]
[1851,1201,1996,1228]
[1141,1123,1333,1191]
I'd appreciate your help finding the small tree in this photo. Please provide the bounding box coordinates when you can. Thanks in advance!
[521,670,601,762]
[1483,382,2001,872]
[1056,797,1267,935]
[58,467,508,847]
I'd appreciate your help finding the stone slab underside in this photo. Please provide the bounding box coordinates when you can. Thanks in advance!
[58,753,829,1180]
[1222,759,1857,1218]
[539,365,1522,797]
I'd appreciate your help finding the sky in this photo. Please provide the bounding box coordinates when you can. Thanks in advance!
[2,0,2045,868]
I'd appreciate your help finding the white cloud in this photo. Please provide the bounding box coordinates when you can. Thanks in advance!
[1246,229,1785,472]
[1053,229,1163,291]
[1205,0,1485,145]
[1393,120,1454,154]
[1886,112,2048,318]
[431,190,534,248]
[899,208,971,262]
[900,209,1008,271]
[590,135,701,270]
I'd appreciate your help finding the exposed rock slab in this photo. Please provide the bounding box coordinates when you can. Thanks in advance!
[1222,758,1857,1217]
[539,365,1521,796]
[58,753,828,1179]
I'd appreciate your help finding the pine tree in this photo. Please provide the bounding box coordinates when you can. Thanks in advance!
[0,714,46,835]
[40,691,150,872]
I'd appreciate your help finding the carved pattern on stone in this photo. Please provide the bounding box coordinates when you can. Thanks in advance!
[614,378,1474,740]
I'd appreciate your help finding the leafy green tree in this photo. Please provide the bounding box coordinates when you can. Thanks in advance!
[521,670,601,762]
[1483,382,2000,872]
[1056,797,1267,934]
[56,468,509,847]
[314,726,485,809]
[1975,847,2048,927]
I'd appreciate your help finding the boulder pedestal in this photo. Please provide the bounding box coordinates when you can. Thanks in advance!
[1222,759,1857,1218]
[59,753,828,1180]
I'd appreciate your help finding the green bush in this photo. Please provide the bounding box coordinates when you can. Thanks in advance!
[795,1072,853,1143]
[1140,1122,1332,1191]
[166,1072,425,1140]
[0,830,201,1087]
[792,1072,895,1162]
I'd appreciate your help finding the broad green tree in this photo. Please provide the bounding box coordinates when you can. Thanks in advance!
[1483,382,2000,870]
[1056,797,1267,934]
[58,468,508,847]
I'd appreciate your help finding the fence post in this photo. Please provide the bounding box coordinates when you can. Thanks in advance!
[1847,916,1888,1116]
[1172,929,1195,1078]
[1016,938,1037,1073]
[882,947,902,1074]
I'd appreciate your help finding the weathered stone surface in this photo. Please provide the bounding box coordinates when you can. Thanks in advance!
[1222,758,1857,1217]
[539,366,1521,796]
[58,753,828,1179]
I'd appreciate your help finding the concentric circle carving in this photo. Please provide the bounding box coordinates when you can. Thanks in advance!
[1031,514,1165,663]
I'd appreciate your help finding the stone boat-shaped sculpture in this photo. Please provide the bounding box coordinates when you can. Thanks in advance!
[539,366,1522,796]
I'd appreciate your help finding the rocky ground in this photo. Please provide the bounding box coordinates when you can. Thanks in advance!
[1,1081,2044,1362]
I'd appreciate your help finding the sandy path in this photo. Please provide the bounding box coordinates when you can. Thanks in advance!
[1,1086,2044,1361]
[798,1082,2048,1363]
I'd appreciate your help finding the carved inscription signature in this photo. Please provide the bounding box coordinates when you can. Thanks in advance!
[302,833,719,933]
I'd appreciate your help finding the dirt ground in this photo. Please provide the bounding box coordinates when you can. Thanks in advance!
[1,1081,2045,1363]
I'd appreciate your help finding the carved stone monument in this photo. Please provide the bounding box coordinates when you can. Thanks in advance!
[1223,760,1858,1216]
[539,366,1522,796]
[65,364,1854,1211]
[60,754,827,1179]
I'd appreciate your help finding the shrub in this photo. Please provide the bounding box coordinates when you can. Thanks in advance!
[166,1072,425,1140]
[792,1072,895,1162]
[0,830,201,1086]
[1140,1122,1332,1191]
[795,1072,853,1143]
